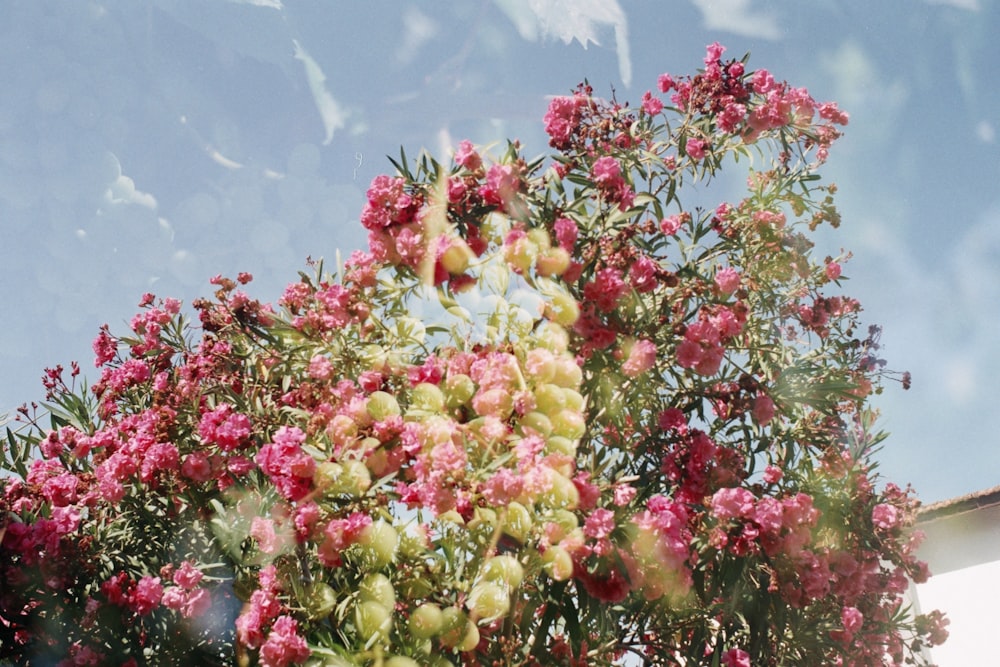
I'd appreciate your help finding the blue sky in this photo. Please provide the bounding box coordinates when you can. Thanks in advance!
[1,0,996,504]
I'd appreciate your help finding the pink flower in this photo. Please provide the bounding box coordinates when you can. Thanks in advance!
[454,139,482,170]
[613,484,637,506]
[140,442,179,482]
[717,102,747,133]
[181,451,213,482]
[628,255,659,293]
[762,465,783,485]
[842,606,864,635]
[360,174,409,230]
[544,94,588,149]
[479,163,522,209]
[480,468,525,505]
[641,90,664,116]
[686,138,707,160]
[721,648,750,667]
[711,487,756,521]
[583,267,630,312]
[584,508,616,540]
[591,156,622,186]
[752,69,777,95]
[183,588,212,619]
[308,354,334,380]
[318,512,372,567]
[259,616,311,667]
[714,267,740,294]
[660,214,683,236]
[92,326,117,366]
[255,426,316,502]
[704,41,726,66]
[621,339,657,378]
[173,561,204,590]
[818,101,850,125]
[251,517,286,555]
[553,216,578,251]
[130,576,163,616]
[199,404,252,451]
[752,395,776,425]
[590,157,634,211]
[872,503,900,532]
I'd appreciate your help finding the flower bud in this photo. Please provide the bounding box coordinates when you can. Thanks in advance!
[539,471,580,510]
[545,435,577,457]
[552,358,582,388]
[547,291,579,327]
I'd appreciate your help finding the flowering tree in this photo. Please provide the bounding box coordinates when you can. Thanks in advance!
[0,44,947,666]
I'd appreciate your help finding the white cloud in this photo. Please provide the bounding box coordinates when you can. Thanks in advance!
[820,41,910,143]
[976,120,995,143]
[924,0,980,10]
[397,7,439,65]
[690,0,781,40]
[227,0,283,9]
[102,153,157,209]
[494,0,632,86]
[292,39,347,146]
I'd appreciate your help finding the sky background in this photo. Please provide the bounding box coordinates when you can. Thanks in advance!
[1,0,997,507]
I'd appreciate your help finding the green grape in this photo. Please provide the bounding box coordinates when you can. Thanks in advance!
[367,391,401,420]
[355,600,392,641]
[409,382,445,413]
[502,502,533,542]
[533,383,567,416]
[542,545,574,581]
[408,602,444,639]
[468,581,510,622]
[359,572,395,610]
[519,411,553,436]
[444,374,476,408]
[550,409,586,440]
[481,554,524,589]
[359,520,398,569]
[304,581,337,619]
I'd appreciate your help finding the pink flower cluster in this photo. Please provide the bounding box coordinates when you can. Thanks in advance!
[0,44,943,667]
[236,563,310,665]
[255,426,316,502]
[676,307,744,375]
[544,91,591,149]
[590,156,634,211]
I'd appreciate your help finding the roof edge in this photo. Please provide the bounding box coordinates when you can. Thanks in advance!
[919,484,1000,522]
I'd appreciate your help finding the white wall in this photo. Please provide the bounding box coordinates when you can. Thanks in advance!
[913,496,1000,665]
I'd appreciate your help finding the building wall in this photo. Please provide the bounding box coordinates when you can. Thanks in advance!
[912,491,1000,665]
